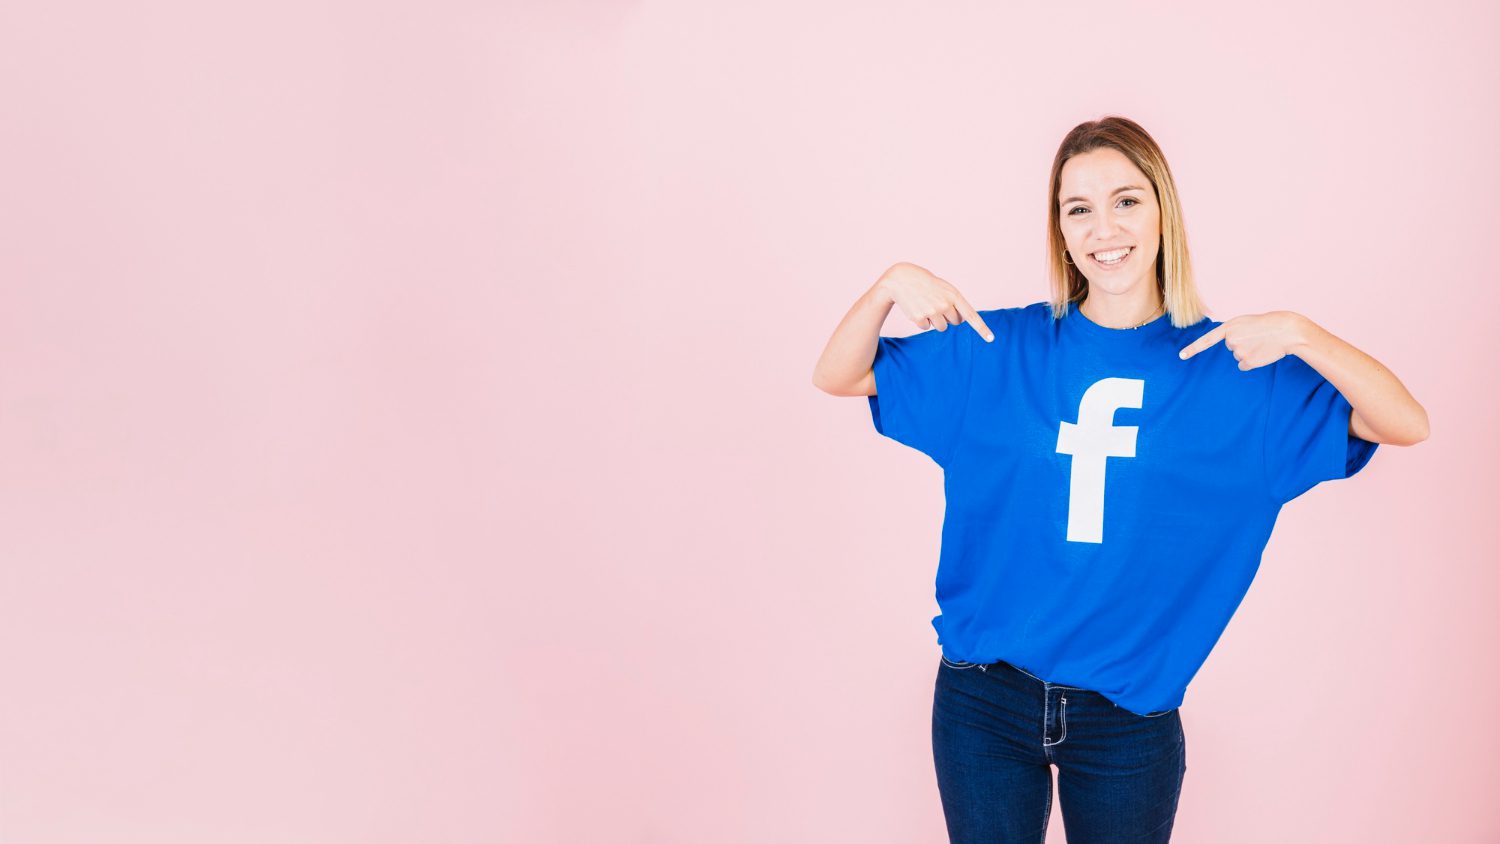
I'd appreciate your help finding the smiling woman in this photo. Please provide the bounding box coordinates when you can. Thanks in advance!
[1046,127,1197,331]
[814,114,1426,842]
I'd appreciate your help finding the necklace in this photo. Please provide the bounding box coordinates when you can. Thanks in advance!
[1083,301,1165,329]
[1129,302,1164,329]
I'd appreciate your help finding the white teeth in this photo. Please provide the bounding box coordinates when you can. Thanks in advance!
[1092,247,1132,262]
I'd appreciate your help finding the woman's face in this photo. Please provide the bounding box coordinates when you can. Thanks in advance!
[1057,147,1161,300]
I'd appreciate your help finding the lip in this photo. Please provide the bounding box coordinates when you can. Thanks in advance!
[1089,246,1134,270]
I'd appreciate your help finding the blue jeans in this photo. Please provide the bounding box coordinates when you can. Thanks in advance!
[932,654,1186,843]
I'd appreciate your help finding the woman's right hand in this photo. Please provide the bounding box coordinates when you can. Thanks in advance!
[875,262,994,342]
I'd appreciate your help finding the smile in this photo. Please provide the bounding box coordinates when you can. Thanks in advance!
[1090,246,1133,268]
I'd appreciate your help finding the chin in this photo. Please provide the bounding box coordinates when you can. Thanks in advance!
[1086,274,1148,295]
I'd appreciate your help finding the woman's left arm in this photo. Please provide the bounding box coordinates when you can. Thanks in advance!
[1178,310,1430,446]
[1286,313,1429,446]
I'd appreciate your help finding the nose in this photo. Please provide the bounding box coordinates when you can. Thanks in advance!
[1092,212,1121,241]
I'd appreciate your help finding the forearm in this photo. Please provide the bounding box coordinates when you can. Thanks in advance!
[1288,314,1430,445]
[812,273,897,395]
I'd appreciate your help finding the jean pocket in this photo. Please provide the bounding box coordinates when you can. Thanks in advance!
[940,654,980,670]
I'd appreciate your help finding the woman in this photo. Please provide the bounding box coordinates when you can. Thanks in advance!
[810,116,1429,843]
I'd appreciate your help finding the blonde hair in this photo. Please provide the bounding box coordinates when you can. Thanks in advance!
[1045,116,1210,328]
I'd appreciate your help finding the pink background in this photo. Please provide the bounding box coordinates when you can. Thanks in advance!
[1,1,1495,841]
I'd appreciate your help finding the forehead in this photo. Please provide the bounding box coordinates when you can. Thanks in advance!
[1058,148,1149,196]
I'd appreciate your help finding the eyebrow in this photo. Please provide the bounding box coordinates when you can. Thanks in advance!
[1060,185,1147,206]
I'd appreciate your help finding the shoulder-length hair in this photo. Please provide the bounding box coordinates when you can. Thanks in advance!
[1045,115,1210,328]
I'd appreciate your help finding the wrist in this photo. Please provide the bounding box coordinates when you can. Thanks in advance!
[1286,312,1323,358]
[868,274,898,307]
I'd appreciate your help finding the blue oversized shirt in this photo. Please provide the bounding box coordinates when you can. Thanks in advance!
[868,301,1379,715]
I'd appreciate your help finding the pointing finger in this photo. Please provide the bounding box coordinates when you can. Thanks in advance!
[1178,324,1225,360]
[954,296,995,342]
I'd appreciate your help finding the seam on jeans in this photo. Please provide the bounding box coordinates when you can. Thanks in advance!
[1040,775,1051,844]
[1011,662,1046,683]
[939,655,979,670]
[1042,692,1053,755]
[1112,698,1177,718]
[1179,726,1187,776]
[1058,696,1068,745]
[1043,693,1069,748]
[1010,662,1087,690]
[1014,659,1174,716]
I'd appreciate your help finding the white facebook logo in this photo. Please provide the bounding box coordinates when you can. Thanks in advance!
[1055,377,1145,544]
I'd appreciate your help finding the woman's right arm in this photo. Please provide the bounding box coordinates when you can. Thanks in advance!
[811,262,993,396]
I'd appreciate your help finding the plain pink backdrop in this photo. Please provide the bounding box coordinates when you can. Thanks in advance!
[1,1,1494,842]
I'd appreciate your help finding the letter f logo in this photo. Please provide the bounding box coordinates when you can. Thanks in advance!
[1055,377,1145,544]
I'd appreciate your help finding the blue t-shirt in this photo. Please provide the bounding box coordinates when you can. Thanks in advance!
[868,300,1379,716]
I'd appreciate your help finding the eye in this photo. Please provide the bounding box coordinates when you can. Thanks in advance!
[1066,197,1139,216]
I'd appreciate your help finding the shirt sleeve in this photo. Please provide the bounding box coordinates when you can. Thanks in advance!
[867,324,977,467]
[1263,354,1379,504]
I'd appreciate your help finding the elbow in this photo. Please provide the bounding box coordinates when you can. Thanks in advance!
[812,367,867,397]
[1391,411,1430,447]
[1408,416,1430,446]
[811,367,836,395]
[1406,407,1431,445]
[816,368,840,395]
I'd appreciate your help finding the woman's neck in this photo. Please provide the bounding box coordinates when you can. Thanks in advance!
[1079,290,1164,329]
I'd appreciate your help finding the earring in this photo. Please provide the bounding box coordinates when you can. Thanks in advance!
[1062,250,1075,265]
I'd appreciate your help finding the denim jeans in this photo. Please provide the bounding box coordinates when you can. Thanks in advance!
[932,654,1186,843]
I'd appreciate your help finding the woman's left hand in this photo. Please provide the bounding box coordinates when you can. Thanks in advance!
[1178,310,1310,370]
